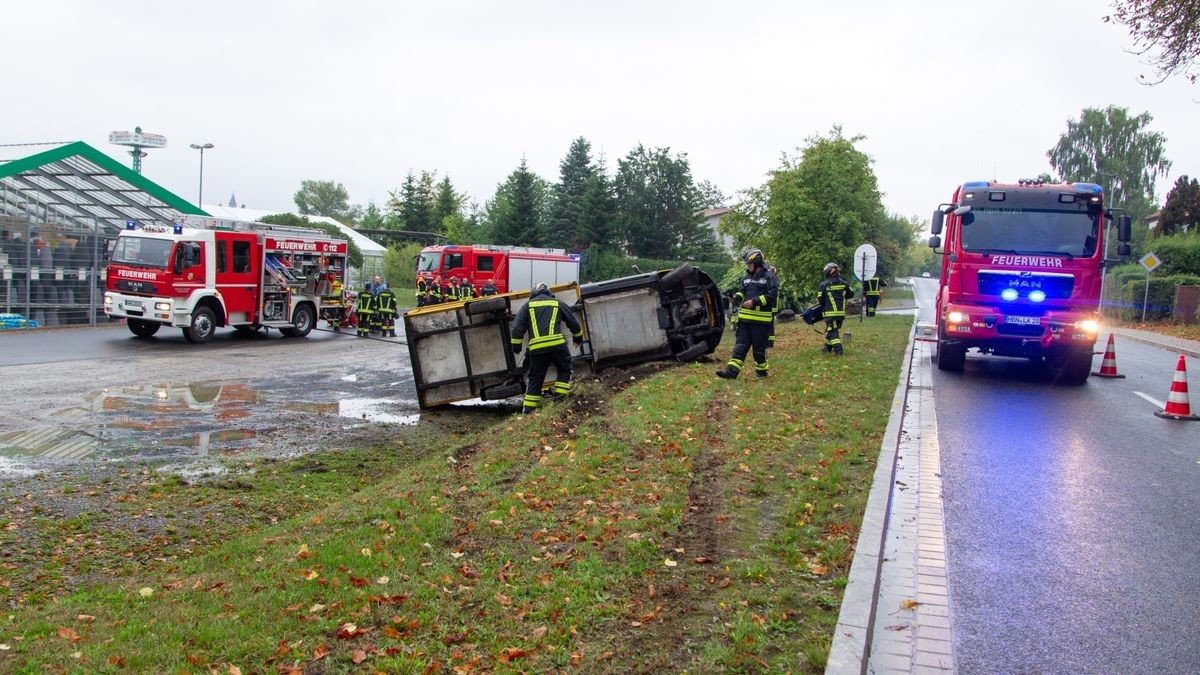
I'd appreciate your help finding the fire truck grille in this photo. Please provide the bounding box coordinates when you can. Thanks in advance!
[978,271,1074,299]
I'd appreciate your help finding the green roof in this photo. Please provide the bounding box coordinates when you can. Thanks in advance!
[0,141,209,232]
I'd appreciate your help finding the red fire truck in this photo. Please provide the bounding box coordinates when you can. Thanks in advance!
[416,244,580,294]
[104,216,349,343]
[929,179,1131,383]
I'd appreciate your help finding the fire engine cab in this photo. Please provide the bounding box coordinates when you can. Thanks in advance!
[416,244,579,294]
[104,216,349,343]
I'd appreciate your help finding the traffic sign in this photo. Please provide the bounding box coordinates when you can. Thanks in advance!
[108,130,167,148]
[853,243,878,281]
[1139,252,1161,273]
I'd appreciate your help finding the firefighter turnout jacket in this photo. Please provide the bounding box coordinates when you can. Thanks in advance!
[865,277,882,297]
[510,287,583,353]
[736,267,780,324]
[818,274,854,318]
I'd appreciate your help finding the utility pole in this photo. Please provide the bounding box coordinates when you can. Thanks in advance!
[189,143,214,207]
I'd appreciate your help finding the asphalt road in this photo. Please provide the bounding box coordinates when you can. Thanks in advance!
[912,277,1200,673]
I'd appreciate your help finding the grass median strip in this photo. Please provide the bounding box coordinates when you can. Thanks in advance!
[1,316,911,673]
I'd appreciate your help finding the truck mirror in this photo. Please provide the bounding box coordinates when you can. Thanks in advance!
[928,235,942,249]
[1118,243,1131,257]
[930,209,944,235]
[187,242,202,266]
[1117,215,1132,242]
[953,205,972,216]
[172,246,185,275]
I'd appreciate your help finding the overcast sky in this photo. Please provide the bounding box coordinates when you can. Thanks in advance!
[3,0,1197,224]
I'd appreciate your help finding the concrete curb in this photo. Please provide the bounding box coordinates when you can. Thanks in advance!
[826,316,917,674]
[1109,327,1200,359]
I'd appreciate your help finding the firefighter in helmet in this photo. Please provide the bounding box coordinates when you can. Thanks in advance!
[416,275,429,307]
[510,282,583,414]
[356,282,376,337]
[864,275,884,317]
[817,262,853,354]
[376,285,398,338]
[439,276,454,304]
[717,249,779,379]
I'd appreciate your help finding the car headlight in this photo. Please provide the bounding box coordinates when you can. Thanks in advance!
[948,311,968,323]
[104,295,113,305]
[155,302,171,312]
[1076,319,1099,333]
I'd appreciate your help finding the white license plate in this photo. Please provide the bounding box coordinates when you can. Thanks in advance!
[1006,315,1040,326]
[125,300,143,309]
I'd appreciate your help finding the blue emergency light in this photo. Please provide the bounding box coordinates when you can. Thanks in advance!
[125,220,136,230]
[962,180,991,190]
[1073,183,1103,194]
[173,224,183,235]
[1001,288,1019,301]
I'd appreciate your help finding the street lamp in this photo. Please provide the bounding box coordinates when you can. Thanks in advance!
[189,143,214,207]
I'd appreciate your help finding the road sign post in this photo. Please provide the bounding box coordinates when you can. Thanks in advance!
[853,243,878,324]
[1139,252,1162,323]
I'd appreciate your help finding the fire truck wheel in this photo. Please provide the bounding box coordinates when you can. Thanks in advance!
[127,319,160,338]
[282,303,315,338]
[466,297,508,316]
[935,330,966,372]
[1059,349,1093,386]
[183,307,217,344]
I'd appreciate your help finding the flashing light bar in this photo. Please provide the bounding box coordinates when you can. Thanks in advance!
[172,224,183,235]
[962,181,991,190]
[1073,182,1103,194]
[125,220,136,230]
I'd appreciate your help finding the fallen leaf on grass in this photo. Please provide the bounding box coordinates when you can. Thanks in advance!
[56,627,82,643]
[693,556,714,564]
[107,656,125,667]
[137,587,154,597]
[900,599,920,610]
[309,603,326,614]
[376,576,390,585]
[228,667,243,675]
[498,647,529,663]
[0,644,10,651]
[337,623,370,639]
[442,631,468,645]
[663,559,678,568]
[349,574,369,588]
[301,569,320,581]
[884,624,910,631]
[351,649,368,664]
[531,625,548,640]
[76,614,96,623]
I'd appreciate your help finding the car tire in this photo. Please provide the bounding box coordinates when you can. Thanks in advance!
[675,342,709,363]
[465,297,508,316]
[935,327,965,372]
[127,319,160,338]
[1058,349,1092,385]
[182,306,216,344]
[660,263,695,291]
[281,303,315,338]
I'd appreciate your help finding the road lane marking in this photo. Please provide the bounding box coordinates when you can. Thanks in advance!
[1134,391,1166,409]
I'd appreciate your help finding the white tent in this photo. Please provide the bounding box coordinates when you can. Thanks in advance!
[200,204,387,286]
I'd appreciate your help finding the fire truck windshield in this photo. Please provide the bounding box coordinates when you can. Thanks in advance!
[111,236,174,269]
[961,208,1099,258]
[417,251,440,272]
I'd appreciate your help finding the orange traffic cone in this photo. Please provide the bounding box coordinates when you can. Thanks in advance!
[1091,334,1125,378]
[1155,355,1200,421]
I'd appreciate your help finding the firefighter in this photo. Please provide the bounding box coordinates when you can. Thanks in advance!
[429,276,443,305]
[481,280,499,297]
[376,285,398,337]
[510,282,584,414]
[462,279,477,299]
[369,284,385,334]
[416,275,429,307]
[864,276,883,317]
[817,262,853,355]
[439,276,454,304]
[716,249,779,379]
[368,275,384,296]
[356,283,375,337]
[329,276,345,330]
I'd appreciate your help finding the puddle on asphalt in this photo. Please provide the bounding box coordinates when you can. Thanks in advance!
[337,397,421,426]
[0,373,425,476]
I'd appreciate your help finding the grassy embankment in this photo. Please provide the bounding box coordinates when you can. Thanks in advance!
[1114,320,1200,343]
[1,316,911,673]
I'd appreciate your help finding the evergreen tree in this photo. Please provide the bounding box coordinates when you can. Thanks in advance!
[548,137,598,250]
[1160,175,1200,235]
[614,144,710,259]
[358,201,385,229]
[489,158,550,247]
[581,166,617,249]
[432,176,464,232]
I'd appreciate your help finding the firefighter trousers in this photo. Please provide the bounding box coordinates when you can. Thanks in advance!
[824,317,844,354]
[356,311,373,336]
[728,321,771,375]
[866,295,879,317]
[523,346,573,412]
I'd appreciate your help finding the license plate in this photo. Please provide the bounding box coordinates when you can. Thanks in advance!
[125,300,143,309]
[1006,315,1040,326]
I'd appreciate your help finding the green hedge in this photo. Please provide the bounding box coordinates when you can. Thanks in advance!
[1149,233,1200,276]
[1114,274,1200,321]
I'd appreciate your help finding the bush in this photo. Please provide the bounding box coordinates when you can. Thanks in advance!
[1148,233,1200,276]
[1115,274,1200,321]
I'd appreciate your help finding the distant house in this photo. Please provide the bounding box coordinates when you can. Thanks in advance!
[699,207,733,254]
[1145,210,1161,231]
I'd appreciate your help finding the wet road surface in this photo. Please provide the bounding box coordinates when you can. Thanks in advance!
[0,323,428,477]
[912,277,1200,673]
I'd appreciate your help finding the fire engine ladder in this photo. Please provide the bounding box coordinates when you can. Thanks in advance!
[265,254,306,288]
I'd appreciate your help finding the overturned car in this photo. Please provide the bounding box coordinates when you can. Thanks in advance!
[403,264,725,409]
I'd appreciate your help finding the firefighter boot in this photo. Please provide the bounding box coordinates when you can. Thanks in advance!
[716,358,743,379]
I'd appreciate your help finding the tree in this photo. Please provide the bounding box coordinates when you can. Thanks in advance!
[547,137,600,250]
[385,171,438,232]
[294,180,357,223]
[1106,0,1200,84]
[488,158,551,247]
[695,179,727,209]
[445,203,492,244]
[1160,175,1200,235]
[260,213,363,268]
[1047,106,1171,222]
[580,155,618,248]
[383,242,424,295]
[358,201,385,230]
[865,212,922,280]
[722,127,886,295]
[432,176,464,232]
[614,144,717,259]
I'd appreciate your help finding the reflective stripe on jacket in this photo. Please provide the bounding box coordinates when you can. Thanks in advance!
[818,276,853,318]
[865,277,881,296]
[510,289,583,353]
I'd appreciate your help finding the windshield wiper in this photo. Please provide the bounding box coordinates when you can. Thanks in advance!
[1020,251,1075,261]
[970,248,1023,256]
